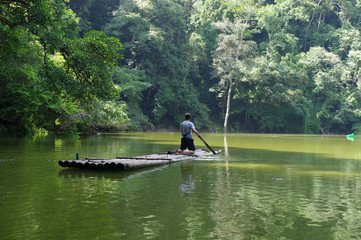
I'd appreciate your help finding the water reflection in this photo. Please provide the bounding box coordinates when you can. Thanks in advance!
[2,133,361,239]
[180,162,195,196]
[202,148,361,239]
[58,165,171,181]
[224,134,229,156]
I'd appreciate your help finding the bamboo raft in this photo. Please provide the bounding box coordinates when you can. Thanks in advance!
[58,149,220,170]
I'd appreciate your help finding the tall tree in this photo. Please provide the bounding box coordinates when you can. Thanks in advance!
[212,0,261,133]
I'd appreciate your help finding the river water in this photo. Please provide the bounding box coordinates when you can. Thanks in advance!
[1,132,361,239]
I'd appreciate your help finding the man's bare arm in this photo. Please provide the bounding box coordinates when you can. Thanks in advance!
[192,128,201,137]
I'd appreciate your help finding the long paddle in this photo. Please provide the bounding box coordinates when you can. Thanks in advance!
[197,134,216,154]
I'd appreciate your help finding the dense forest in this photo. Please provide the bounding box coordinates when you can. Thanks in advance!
[1,0,361,134]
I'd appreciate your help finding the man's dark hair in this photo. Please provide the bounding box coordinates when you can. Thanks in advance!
[185,113,191,120]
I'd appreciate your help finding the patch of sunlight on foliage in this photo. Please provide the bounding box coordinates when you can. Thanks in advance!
[148,26,164,41]
[51,52,65,66]
[32,128,48,136]
[135,0,153,10]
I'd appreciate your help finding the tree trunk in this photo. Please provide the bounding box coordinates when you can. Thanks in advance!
[223,79,233,133]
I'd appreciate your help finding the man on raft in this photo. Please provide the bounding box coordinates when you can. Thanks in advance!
[176,113,201,155]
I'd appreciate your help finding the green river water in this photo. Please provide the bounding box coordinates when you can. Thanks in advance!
[1,132,361,239]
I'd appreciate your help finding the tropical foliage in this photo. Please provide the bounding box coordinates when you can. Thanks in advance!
[2,0,361,134]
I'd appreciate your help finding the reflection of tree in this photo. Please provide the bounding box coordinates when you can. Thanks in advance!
[224,134,229,157]
[207,158,361,239]
[180,162,195,196]
[6,133,361,239]
[209,162,257,239]
[296,176,361,239]
[208,165,299,239]
[179,162,210,239]
[54,148,361,239]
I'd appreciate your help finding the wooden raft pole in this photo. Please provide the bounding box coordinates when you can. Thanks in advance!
[58,149,220,170]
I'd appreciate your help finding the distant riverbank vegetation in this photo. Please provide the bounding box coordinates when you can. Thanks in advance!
[1,0,361,134]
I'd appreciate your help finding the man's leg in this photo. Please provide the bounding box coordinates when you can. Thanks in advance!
[182,138,195,155]
[177,138,186,153]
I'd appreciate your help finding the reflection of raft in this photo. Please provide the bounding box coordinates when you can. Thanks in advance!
[58,149,220,170]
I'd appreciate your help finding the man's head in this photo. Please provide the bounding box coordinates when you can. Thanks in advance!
[185,113,191,120]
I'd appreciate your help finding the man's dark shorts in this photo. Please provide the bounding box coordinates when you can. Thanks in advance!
[180,137,195,151]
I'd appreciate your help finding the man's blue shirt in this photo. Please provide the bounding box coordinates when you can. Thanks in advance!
[180,121,195,139]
